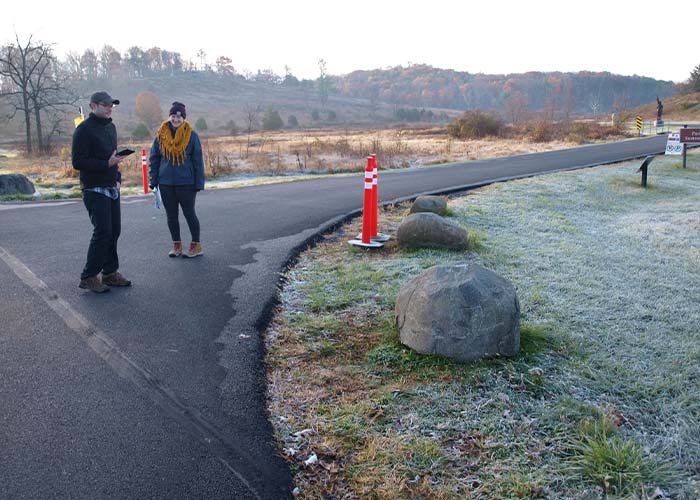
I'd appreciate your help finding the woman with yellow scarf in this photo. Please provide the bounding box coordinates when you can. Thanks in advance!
[148,102,205,258]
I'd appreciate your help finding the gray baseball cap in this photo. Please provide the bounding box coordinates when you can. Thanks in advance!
[89,91,120,105]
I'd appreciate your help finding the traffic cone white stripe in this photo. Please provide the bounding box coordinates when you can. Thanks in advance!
[370,155,390,243]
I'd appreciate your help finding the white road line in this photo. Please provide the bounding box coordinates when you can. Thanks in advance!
[0,197,147,211]
[0,246,267,500]
[0,201,77,211]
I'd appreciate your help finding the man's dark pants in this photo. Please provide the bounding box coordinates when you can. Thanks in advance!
[81,190,121,280]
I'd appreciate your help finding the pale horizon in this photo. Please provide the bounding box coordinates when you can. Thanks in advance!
[4,0,698,83]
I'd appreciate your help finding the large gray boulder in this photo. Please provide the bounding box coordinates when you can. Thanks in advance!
[395,262,520,362]
[0,174,35,196]
[397,212,468,250]
[410,195,448,215]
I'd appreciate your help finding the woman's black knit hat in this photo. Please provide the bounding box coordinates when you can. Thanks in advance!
[169,101,186,118]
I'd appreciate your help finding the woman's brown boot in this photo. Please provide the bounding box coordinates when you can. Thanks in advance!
[183,242,203,258]
[169,241,183,257]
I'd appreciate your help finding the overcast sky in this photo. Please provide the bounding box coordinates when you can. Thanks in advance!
[3,0,697,82]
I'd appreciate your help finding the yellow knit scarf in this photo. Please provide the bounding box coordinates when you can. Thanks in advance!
[156,120,193,165]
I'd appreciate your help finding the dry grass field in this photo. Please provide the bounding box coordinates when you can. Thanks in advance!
[0,127,587,199]
[2,92,698,199]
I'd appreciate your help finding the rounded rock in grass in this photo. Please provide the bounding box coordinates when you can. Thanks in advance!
[395,262,520,362]
[0,173,35,196]
[409,195,448,215]
[397,212,468,250]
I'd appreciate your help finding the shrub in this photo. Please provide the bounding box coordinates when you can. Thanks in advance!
[195,117,208,132]
[287,115,299,128]
[447,109,503,139]
[224,120,238,136]
[132,123,151,140]
[262,106,284,131]
[396,108,421,122]
[529,120,553,142]
[311,109,320,121]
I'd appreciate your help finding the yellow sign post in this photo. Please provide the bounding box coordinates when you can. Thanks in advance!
[73,106,85,128]
[635,115,643,135]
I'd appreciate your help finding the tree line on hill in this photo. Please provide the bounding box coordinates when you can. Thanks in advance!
[340,65,681,118]
[2,32,699,156]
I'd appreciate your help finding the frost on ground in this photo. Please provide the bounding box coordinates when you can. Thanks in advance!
[455,158,700,473]
[266,154,700,499]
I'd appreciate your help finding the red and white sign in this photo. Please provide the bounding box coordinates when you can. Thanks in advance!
[680,128,700,144]
[665,133,682,155]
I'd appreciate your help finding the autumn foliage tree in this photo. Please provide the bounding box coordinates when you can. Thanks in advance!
[134,91,162,130]
[215,56,235,75]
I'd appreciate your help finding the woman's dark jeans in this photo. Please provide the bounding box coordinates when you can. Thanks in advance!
[158,184,200,242]
[81,190,121,280]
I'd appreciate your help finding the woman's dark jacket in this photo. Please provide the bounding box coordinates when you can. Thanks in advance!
[148,125,205,190]
[71,113,121,188]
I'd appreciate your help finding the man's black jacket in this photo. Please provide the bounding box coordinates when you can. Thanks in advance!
[72,113,121,188]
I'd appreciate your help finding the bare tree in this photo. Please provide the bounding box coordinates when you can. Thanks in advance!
[64,51,83,80]
[243,103,261,158]
[27,53,76,152]
[147,47,163,74]
[503,91,528,125]
[0,33,51,154]
[126,46,146,78]
[99,45,122,80]
[0,33,75,155]
[80,49,98,80]
[317,59,332,108]
[588,84,603,116]
[196,49,207,71]
[161,50,182,75]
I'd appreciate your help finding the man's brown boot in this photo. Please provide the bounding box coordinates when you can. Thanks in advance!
[169,241,183,258]
[183,242,203,258]
[101,271,132,287]
[79,275,110,293]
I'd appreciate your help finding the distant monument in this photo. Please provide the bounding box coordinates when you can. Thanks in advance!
[655,96,664,126]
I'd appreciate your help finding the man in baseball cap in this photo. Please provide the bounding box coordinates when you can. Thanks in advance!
[72,90,131,292]
[89,91,120,106]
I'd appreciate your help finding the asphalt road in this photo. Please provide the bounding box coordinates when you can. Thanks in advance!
[0,135,667,499]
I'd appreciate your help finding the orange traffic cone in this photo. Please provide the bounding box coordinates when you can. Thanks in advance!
[349,157,383,248]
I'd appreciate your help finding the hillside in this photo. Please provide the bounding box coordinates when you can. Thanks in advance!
[98,73,434,131]
[630,91,700,122]
[108,65,675,127]
[337,64,677,115]
[0,73,458,142]
[0,62,682,145]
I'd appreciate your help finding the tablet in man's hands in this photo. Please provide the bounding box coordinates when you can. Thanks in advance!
[116,148,135,157]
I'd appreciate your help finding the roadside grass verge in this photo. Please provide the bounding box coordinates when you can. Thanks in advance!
[267,152,700,499]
